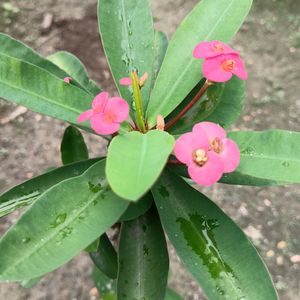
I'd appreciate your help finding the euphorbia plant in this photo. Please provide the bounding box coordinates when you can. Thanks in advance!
[0,0,299,299]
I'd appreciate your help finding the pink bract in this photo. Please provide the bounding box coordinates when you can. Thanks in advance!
[174,130,224,186]
[77,91,129,135]
[174,122,240,186]
[193,41,239,59]
[119,77,132,86]
[64,77,72,83]
[193,122,240,173]
[202,53,248,82]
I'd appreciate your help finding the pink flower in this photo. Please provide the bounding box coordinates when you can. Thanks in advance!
[193,41,238,59]
[119,72,148,87]
[174,131,223,186]
[174,122,240,186]
[193,122,240,173]
[64,77,72,83]
[203,54,247,82]
[77,92,129,135]
[119,77,132,86]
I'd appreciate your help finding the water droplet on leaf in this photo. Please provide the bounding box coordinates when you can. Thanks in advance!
[50,213,67,228]
[22,237,31,244]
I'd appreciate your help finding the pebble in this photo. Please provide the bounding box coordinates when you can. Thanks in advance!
[264,199,271,207]
[277,241,287,250]
[290,255,300,263]
[276,256,284,266]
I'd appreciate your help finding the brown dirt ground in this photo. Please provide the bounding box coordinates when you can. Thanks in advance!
[0,0,300,299]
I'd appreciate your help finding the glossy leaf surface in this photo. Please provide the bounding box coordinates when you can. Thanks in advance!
[117,206,169,300]
[61,126,89,165]
[98,0,154,110]
[150,31,168,93]
[93,266,117,300]
[90,234,118,279]
[170,160,285,186]
[152,170,278,300]
[119,192,153,221]
[0,33,87,92]
[0,158,101,208]
[146,0,252,126]
[0,160,128,281]
[229,130,300,183]
[0,53,92,129]
[47,51,101,95]
[106,130,175,201]
[169,77,245,134]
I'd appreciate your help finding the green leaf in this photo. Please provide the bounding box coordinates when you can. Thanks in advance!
[0,160,128,281]
[165,288,183,300]
[0,33,89,93]
[92,266,117,299]
[119,192,153,221]
[165,79,206,126]
[20,276,42,289]
[61,126,89,165]
[0,158,101,216]
[47,51,101,95]
[106,130,175,201]
[0,53,93,129]
[219,171,286,186]
[169,158,286,187]
[98,0,154,110]
[117,205,169,300]
[146,0,252,127]
[85,238,100,253]
[150,31,168,92]
[152,170,278,300]
[229,130,300,184]
[169,77,245,134]
[90,234,118,279]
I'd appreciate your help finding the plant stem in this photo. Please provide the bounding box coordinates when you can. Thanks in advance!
[165,80,210,131]
[167,159,184,165]
[131,71,146,133]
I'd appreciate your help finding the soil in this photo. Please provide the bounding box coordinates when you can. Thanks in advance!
[0,0,300,299]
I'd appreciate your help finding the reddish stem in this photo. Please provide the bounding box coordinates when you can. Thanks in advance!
[165,80,210,131]
[167,159,184,165]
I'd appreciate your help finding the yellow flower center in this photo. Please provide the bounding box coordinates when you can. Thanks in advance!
[221,59,235,72]
[104,112,116,124]
[94,107,103,113]
[192,149,208,166]
[210,138,223,154]
[213,43,225,52]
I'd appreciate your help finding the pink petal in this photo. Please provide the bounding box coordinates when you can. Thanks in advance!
[104,97,129,123]
[219,138,240,173]
[174,132,209,164]
[64,77,72,83]
[193,122,226,141]
[210,41,239,56]
[92,92,109,111]
[119,77,132,86]
[77,109,93,123]
[193,42,213,59]
[90,114,120,135]
[203,56,233,82]
[193,41,239,59]
[231,56,248,80]
[188,151,223,186]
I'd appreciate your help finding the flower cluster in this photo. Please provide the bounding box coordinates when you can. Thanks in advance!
[193,41,247,82]
[174,122,240,186]
[77,41,242,187]
[78,92,129,135]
